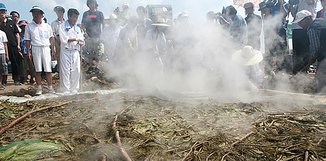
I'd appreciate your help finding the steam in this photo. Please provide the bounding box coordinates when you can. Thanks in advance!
[95,4,317,103]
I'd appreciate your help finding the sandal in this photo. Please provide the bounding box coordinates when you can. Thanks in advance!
[29,79,35,85]
[0,84,5,90]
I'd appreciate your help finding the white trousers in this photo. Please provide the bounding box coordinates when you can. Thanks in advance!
[60,49,80,93]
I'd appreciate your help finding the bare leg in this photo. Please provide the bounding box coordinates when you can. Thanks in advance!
[0,74,3,84]
[88,57,93,67]
[35,72,42,86]
[45,72,52,86]
[95,57,100,68]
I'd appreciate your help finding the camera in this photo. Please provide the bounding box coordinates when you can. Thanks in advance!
[215,12,222,19]
[4,15,12,18]
[114,7,120,14]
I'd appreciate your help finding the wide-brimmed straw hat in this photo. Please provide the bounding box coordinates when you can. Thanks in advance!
[152,17,170,27]
[104,13,118,20]
[231,46,263,66]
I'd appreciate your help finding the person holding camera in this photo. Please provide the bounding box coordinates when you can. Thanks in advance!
[117,2,131,27]
[290,0,317,75]
[225,5,248,48]
[0,3,21,85]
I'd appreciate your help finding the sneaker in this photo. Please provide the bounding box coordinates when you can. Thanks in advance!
[48,88,55,94]
[86,67,93,74]
[36,89,42,95]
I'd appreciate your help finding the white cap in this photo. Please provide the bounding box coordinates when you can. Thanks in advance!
[122,2,129,9]
[293,10,312,23]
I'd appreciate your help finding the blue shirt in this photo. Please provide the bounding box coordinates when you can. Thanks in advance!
[19,33,30,55]
[229,14,248,46]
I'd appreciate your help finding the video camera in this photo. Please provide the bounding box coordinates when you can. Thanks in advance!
[4,15,12,19]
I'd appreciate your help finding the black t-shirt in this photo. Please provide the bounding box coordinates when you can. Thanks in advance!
[82,10,104,38]
[0,19,19,46]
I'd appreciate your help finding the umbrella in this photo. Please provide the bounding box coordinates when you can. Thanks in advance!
[233,0,265,7]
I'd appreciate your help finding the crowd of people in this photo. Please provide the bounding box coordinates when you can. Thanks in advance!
[0,0,324,95]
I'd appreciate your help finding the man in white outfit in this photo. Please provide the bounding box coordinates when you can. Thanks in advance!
[25,6,55,95]
[59,9,84,93]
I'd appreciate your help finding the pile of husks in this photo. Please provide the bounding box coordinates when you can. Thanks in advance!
[0,92,326,160]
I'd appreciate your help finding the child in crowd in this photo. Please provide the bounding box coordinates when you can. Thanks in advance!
[19,20,35,85]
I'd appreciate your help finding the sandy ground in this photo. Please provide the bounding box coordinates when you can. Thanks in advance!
[0,74,34,94]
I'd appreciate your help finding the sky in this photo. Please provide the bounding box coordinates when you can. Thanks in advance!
[0,0,265,25]
[1,0,321,26]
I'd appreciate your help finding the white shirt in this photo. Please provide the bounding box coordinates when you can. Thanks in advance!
[59,21,83,51]
[246,63,263,85]
[16,24,21,33]
[25,21,53,46]
[142,28,166,53]
[0,30,8,53]
[51,18,65,36]
[100,25,122,55]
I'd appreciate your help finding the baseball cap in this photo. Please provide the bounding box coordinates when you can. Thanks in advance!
[258,2,267,11]
[30,6,45,14]
[0,3,6,10]
[293,10,312,23]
